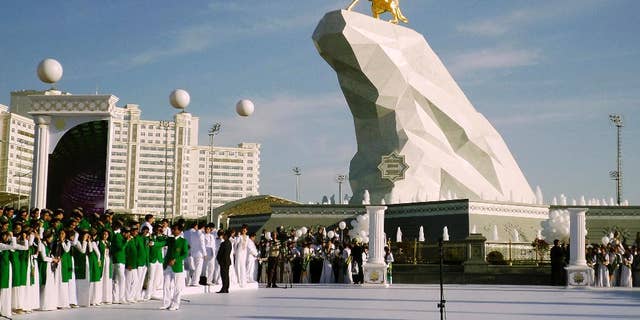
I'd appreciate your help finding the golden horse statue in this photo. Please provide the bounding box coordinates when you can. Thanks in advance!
[346,0,408,24]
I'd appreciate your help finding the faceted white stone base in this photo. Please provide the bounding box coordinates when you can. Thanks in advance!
[565,265,593,288]
[363,263,389,287]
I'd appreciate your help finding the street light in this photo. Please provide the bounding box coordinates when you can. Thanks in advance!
[292,167,301,202]
[438,226,450,320]
[208,123,221,223]
[168,89,190,222]
[609,114,623,205]
[336,174,346,204]
[158,120,173,220]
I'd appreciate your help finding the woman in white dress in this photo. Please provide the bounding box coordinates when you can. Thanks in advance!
[234,226,249,287]
[620,249,633,287]
[596,246,610,287]
[38,230,58,311]
[25,229,40,313]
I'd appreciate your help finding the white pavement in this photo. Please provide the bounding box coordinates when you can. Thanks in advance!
[20,284,640,320]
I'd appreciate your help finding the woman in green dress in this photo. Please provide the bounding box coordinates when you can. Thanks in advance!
[9,226,30,314]
[56,229,72,309]
[98,230,112,304]
[1,231,17,317]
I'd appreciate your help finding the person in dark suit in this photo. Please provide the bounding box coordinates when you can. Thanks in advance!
[351,240,364,284]
[550,239,566,286]
[216,230,232,293]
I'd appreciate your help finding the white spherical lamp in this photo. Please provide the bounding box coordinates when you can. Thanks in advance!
[338,221,346,230]
[169,89,190,110]
[37,58,63,84]
[236,99,254,117]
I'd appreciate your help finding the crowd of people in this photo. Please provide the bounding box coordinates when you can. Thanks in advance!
[0,206,395,317]
[254,226,393,287]
[549,232,640,287]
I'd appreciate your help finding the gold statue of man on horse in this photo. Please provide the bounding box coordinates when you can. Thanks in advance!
[346,0,409,24]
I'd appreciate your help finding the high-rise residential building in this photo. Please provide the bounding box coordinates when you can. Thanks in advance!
[0,104,35,208]
[0,91,260,218]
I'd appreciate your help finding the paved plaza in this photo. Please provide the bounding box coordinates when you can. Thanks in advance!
[18,284,640,320]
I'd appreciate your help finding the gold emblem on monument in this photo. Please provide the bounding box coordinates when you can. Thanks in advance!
[346,0,409,24]
[378,151,408,182]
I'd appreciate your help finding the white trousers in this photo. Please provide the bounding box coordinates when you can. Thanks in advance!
[68,274,78,305]
[89,280,103,305]
[76,277,90,307]
[213,260,222,284]
[136,266,147,301]
[124,268,138,303]
[112,263,126,303]
[162,267,185,309]
[102,263,113,304]
[25,259,39,311]
[145,262,163,300]
[204,255,216,284]
[190,256,204,286]
[55,265,70,308]
[40,262,58,311]
[236,254,247,287]
[11,285,25,310]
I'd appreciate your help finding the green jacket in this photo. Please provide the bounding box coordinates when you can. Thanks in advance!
[60,242,73,283]
[164,236,188,273]
[124,238,138,269]
[135,235,149,267]
[149,235,167,264]
[72,241,88,280]
[88,242,102,283]
[99,240,113,278]
[111,232,126,264]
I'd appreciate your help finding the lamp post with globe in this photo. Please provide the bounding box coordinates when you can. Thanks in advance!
[30,58,63,210]
[167,89,190,222]
[158,120,173,220]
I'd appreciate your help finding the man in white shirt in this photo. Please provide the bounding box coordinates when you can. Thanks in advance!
[141,214,155,234]
[203,224,217,285]
[185,222,206,286]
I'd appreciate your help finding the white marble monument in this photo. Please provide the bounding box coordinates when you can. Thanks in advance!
[313,10,536,205]
[363,205,389,286]
[565,208,592,287]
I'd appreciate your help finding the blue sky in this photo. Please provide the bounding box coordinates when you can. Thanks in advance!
[0,1,638,204]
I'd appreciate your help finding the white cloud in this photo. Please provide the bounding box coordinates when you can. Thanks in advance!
[114,1,347,67]
[457,0,605,37]
[449,47,541,74]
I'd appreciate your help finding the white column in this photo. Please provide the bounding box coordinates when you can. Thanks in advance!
[366,205,387,265]
[568,208,587,266]
[30,116,51,209]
